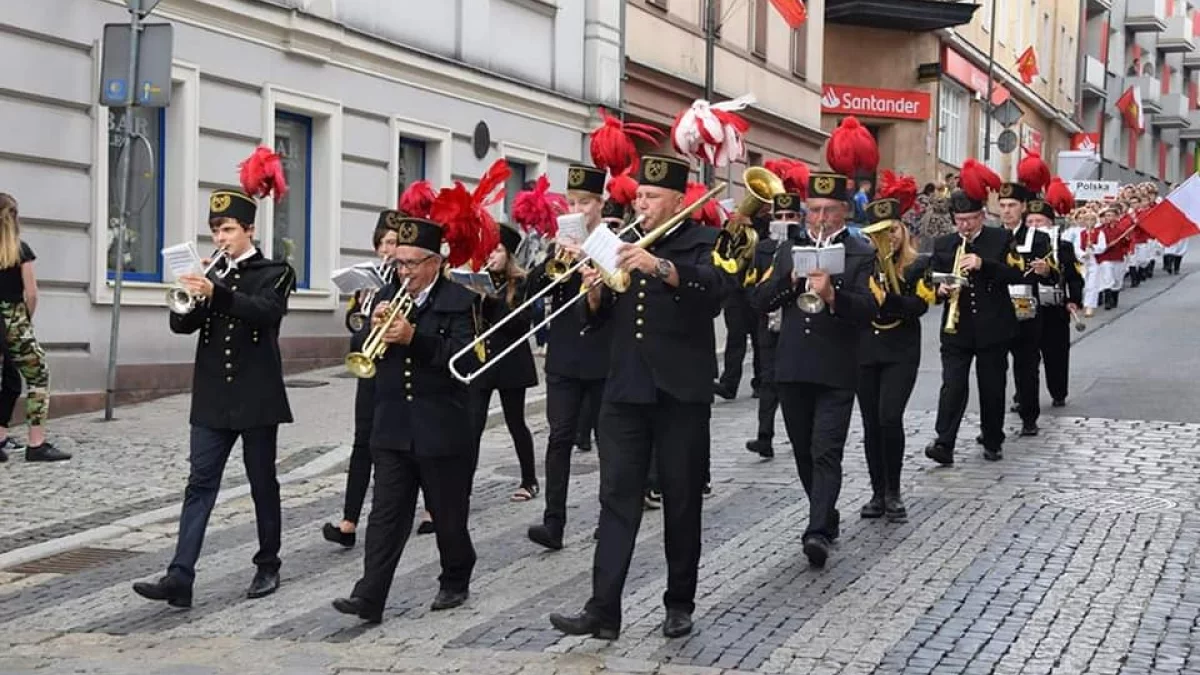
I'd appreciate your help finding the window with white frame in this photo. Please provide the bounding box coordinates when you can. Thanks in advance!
[398,137,427,196]
[107,107,165,281]
[273,111,312,289]
[504,162,530,221]
[938,80,969,166]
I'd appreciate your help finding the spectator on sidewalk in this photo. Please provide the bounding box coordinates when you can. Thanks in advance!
[0,193,68,463]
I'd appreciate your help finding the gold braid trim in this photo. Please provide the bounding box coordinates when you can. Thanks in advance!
[868,275,886,306]
[743,266,759,287]
[1006,251,1025,271]
[915,278,937,306]
[712,249,740,274]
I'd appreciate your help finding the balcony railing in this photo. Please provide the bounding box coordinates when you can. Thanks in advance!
[1152,93,1190,128]
[1125,75,1163,112]
[1083,55,1107,97]
[1125,0,1167,32]
[1157,16,1195,52]
[1181,111,1200,139]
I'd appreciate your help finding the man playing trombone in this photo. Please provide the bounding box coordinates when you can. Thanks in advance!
[549,152,737,640]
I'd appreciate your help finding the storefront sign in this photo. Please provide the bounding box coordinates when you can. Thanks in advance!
[1020,124,1044,155]
[820,84,931,121]
[942,47,1010,105]
[1071,133,1100,152]
[1066,180,1119,201]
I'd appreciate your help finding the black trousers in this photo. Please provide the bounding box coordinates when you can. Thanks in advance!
[542,374,606,533]
[471,387,537,487]
[586,396,709,628]
[934,342,1009,452]
[755,331,780,440]
[777,383,855,540]
[343,383,375,524]
[575,381,603,447]
[1163,254,1183,274]
[168,425,281,585]
[351,447,476,610]
[720,294,760,391]
[1010,316,1043,426]
[1039,306,1070,403]
[857,361,919,497]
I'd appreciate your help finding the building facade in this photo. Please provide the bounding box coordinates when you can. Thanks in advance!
[622,0,826,195]
[0,0,622,414]
[1072,0,1197,187]
[822,0,1083,189]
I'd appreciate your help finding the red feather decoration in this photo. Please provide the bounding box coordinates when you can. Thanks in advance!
[1017,150,1051,195]
[429,158,511,270]
[512,175,567,237]
[825,116,879,178]
[684,182,724,228]
[238,146,288,202]
[399,180,435,219]
[878,170,918,214]
[959,159,1002,202]
[764,158,810,197]
[606,170,639,206]
[1045,177,1075,216]
[590,108,663,176]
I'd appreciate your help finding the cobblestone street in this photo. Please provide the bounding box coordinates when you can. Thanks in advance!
[1,273,1198,675]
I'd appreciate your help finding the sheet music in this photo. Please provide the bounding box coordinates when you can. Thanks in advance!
[449,269,500,296]
[581,225,624,275]
[161,242,203,281]
[790,243,845,276]
[331,266,383,295]
[556,213,588,245]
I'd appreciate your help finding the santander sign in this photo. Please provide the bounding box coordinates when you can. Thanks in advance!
[821,84,932,121]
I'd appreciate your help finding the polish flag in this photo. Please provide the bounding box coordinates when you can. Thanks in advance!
[1137,174,1200,246]
[769,0,808,28]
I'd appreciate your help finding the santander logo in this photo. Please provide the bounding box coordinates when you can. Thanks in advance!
[821,84,932,121]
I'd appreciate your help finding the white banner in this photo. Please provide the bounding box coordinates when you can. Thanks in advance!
[1065,180,1120,201]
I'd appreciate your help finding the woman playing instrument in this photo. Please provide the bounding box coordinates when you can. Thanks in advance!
[857,183,931,523]
[469,223,540,502]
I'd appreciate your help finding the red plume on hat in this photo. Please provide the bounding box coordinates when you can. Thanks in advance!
[684,182,725,228]
[238,146,288,202]
[1017,149,1051,195]
[399,180,436,219]
[512,174,567,237]
[1045,177,1075,216]
[429,158,511,271]
[590,108,663,176]
[606,169,639,206]
[878,170,918,214]
[959,159,1002,202]
[764,158,810,198]
[825,116,879,178]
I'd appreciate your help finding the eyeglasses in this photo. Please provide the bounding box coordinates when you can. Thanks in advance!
[393,254,435,270]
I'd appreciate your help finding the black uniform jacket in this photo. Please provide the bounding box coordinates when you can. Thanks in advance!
[371,277,478,457]
[170,250,295,431]
[858,254,933,366]
[587,220,736,404]
[1039,236,1085,307]
[750,228,876,391]
[470,276,538,391]
[527,251,614,381]
[1004,223,1058,310]
[928,226,1028,349]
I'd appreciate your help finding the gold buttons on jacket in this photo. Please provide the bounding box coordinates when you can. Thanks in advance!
[225,363,232,369]
[636,304,645,313]
[404,370,412,377]
[635,332,644,340]
[406,395,414,401]
[226,375,233,383]
[636,318,644,326]
[225,349,232,356]
[637,292,645,299]
[639,279,647,287]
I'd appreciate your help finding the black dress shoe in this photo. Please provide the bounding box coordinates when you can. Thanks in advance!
[332,596,382,624]
[25,442,71,462]
[925,443,954,466]
[528,524,564,551]
[1019,424,1039,437]
[884,494,907,523]
[1051,399,1066,408]
[1009,403,1022,413]
[746,438,774,459]
[132,575,192,608]
[983,447,1003,461]
[549,610,619,640]
[431,589,468,611]
[416,520,435,535]
[576,439,592,452]
[246,569,280,599]
[860,495,884,519]
[802,535,830,568]
[975,435,985,445]
[662,609,693,638]
[714,383,736,400]
[322,523,356,548]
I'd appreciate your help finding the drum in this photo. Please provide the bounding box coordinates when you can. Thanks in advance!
[1037,285,1064,306]
[1008,285,1038,321]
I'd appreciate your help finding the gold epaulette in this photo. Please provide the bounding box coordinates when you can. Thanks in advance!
[743,266,759,287]
[1047,255,1060,273]
[1006,251,1025,271]
[915,278,937,306]
[712,249,739,274]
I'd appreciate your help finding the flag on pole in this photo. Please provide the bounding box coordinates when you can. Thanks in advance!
[769,0,808,28]
[1136,174,1200,246]
[1116,85,1145,132]
[1016,47,1039,85]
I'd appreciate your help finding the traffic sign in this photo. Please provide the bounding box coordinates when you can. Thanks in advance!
[996,129,1019,154]
[100,23,174,108]
[990,98,1024,128]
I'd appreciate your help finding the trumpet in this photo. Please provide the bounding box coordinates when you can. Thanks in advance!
[943,235,968,334]
[167,248,232,314]
[347,257,394,333]
[344,277,415,379]
[795,227,832,314]
[544,247,575,281]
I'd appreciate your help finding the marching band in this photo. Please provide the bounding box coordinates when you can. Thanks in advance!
[131,103,1182,636]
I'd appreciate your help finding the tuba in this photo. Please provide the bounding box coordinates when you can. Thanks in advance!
[167,248,232,314]
[862,220,903,329]
[344,277,416,379]
[716,167,784,272]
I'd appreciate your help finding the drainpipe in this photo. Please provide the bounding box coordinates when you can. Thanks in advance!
[702,0,717,186]
[1096,7,1113,179]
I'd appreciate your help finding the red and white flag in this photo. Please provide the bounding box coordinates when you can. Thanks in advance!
[768,0,808,28]
[1137,174,1200,246]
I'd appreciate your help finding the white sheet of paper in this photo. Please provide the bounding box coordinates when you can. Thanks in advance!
[161,242,203,281]
[791,246,819,275]
[820,243,845,275]
[449,269,500,296]
[556,213,588,245]
[791,244,845,276]
[331,266,383,294]
[581,225,624,275]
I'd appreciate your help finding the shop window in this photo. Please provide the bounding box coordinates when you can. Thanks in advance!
[107,107,165,282]
[751,0,768,59]
[273,111,312,288]
[791,24,808,79]
[938,80,969,167]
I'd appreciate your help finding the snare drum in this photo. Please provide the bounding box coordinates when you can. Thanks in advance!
[1037,284,1064,307]
[1008,285,1039,321]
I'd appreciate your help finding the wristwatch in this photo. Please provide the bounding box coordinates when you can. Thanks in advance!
[653,258,673,280]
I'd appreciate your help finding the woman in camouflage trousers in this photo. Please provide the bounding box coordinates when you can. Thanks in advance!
[0,194,69,462]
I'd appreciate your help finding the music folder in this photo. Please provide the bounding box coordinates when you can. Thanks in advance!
[791,243,845,276]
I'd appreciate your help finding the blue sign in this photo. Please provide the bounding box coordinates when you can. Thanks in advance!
[103,78,128,104]
[139,81,162,103]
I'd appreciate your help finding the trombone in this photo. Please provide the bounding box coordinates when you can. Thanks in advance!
[167,248,232,314]
[347,257,394,333]
[344,277,415,379]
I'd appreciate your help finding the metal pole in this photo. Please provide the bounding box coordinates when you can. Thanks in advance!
[1096,15,1112,180]
[617,0,627,123]
[702,0,716,186]
[105,0,143,420]
[982,0,999,162]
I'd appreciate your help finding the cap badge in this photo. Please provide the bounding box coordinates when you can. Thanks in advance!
[210,193,231,213]
[645,158,668,183]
